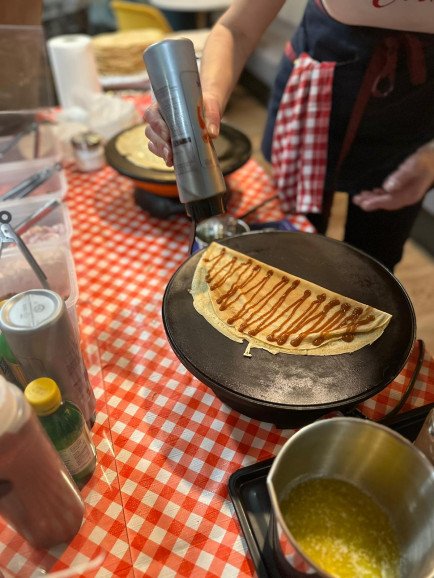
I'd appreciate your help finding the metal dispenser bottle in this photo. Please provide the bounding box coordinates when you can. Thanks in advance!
[143,38,227,222]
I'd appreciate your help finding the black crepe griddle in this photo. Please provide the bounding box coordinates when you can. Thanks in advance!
[162,232,416,428]
[105,122,252,183]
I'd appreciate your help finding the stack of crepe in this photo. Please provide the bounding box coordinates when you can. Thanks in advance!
[92,28,165,76]
[191,243,392,356]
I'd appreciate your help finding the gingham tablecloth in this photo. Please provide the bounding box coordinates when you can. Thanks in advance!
[1,158,433,578]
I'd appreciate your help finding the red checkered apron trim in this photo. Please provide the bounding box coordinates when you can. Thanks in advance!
[271,49,336,214]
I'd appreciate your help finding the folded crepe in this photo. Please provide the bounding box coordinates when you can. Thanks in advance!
[191,242,392,356]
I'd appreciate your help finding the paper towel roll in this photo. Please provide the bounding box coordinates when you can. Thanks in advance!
[47,34,102,109]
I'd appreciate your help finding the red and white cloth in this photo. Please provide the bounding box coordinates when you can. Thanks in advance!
[271,50,336,214]
[1,100,433,577]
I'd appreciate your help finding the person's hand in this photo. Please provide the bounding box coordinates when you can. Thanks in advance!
[144,102,173,167]
[352,143,434,211]
[143,92,222,168]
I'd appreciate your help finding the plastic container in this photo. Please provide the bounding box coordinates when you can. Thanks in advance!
[0,376,85,550]
[25,377,97,488]
[0,122,66,200]
[0,159,67,201]
[0,231,78,330]
[0,194,73,244]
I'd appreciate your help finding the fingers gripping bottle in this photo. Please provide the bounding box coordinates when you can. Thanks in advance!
[144,38,227,223]
[0,377,85,549]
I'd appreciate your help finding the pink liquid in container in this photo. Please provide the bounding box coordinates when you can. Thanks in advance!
[0,376,85,549]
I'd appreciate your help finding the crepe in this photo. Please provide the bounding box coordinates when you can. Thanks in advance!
[116,125,230,171]
[191,242,392,356]
[92,29,165,76]
[116,125,173,171]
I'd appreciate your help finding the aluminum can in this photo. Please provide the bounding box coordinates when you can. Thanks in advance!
[0,289,96,427]
[144,38,227,222]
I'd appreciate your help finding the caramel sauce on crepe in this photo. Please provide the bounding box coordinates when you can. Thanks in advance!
[191,243,392,356]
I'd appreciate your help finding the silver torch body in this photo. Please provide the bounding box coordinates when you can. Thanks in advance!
[143,38,227,223]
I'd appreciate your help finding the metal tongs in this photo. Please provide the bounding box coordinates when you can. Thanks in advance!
[0,121,39,160]
[0,210,50,289]
[0,162,61,202]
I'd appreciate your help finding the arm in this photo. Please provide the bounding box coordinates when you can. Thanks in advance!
[199,0,285,137]
[144,0,285,166]
[352,141,434,211]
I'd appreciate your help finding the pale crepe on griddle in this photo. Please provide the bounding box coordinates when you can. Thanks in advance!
[191,242,392,356]
[116,125,173,171]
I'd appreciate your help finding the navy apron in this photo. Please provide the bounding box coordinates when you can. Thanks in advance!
[261,0,434,269]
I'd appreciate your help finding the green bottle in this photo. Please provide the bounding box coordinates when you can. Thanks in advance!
[24,377,96,488]
[0,331,27,389]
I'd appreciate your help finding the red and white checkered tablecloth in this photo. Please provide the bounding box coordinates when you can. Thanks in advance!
[1,158,433,578]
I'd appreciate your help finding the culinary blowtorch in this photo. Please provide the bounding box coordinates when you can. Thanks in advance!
[143,38,227,224]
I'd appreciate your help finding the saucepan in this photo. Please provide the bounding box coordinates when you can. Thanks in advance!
[267,417,434,578]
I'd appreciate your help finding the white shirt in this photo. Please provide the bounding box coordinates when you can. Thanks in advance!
[321,0,434,34]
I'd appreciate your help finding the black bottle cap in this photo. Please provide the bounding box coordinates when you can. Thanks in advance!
[185,193,227,223]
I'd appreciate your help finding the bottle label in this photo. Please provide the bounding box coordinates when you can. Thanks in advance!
[58,427,95,476]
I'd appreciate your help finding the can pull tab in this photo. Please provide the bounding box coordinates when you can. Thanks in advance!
[0,211,50,290]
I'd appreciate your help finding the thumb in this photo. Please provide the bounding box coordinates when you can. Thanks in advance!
[203,94,222,139]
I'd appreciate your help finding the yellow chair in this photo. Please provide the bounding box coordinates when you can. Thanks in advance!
[111,1,173,33]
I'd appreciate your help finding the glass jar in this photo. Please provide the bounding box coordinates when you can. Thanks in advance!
[71,131,105,172]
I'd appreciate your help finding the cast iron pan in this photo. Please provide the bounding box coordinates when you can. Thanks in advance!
[105,122,252,183]
[162,232,416,428]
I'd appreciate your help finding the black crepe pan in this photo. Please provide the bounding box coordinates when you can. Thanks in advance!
[162,231,416,428]
[105,122,252,187]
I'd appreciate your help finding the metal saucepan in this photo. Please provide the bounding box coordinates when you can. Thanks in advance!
[267,417,434,577]
[162,231,416,428]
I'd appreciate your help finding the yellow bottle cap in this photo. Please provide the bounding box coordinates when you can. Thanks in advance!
[25,377,62,416]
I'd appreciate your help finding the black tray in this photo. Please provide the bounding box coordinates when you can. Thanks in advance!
[228,404,434,578]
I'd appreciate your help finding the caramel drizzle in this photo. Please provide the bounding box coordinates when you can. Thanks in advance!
[268,293,328,346]
[204,250,379,347]
[216,260,256,308]
[204,248,226,280]
[227,270,274,324]
[243,280,301,336]
[237,276,290,331]
[209,257,241,291]
[289,299,346,347]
